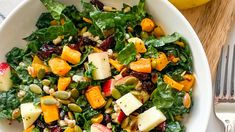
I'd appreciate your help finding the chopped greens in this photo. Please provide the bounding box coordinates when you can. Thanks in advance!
[1,0,194,131]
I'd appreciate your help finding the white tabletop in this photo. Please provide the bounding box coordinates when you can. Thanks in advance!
[1,0,234,131]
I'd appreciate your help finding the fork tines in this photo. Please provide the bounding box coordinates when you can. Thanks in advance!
[215,45,235,102]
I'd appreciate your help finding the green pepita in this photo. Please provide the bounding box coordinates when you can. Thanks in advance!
[42,97,57,105]
[68,111,74,120]
[111,88,121,99]
[58,99,71,105]
[68,103,82,113]
[29,84,42,94]
[71,88,79,99]
[53,91,71,100]
[43,128,50,132]
[74,125,83,132]
[12,108,20,119]
[42,79,51,86]
[37,69,46,80]
[105,98,113,109]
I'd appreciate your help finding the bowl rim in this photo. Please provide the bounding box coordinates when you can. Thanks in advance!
[0,0,212,131]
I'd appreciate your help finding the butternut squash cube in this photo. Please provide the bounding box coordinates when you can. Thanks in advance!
[163,75,184,91]
[109,59,124,72]
[153,52,169,71]
[57,77,71,91]
[61,46,81,64]
[180,74,195,92]
[31,56,50,77]
[85,86,106,109]
[41,96,59,123]
[49,57,71,76]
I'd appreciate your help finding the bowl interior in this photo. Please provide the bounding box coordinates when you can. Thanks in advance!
[0,0,212,132]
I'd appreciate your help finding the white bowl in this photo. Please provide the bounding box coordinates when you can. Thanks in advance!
[0,0,212,131]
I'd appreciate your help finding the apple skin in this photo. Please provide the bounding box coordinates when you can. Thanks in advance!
[0,62,12,91]
[102,79,115,97]
[91,123,112,132]
[116,110,126,124]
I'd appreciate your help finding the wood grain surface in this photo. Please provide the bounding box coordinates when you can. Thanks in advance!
[181,0,235,78]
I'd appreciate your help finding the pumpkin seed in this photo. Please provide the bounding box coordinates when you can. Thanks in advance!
[42,97,57,105]
[105,98,113,109]
[68,103,82,113]
[74,125,83,132]
[12,108,20,119]
[29,84,42,94]
[43,128,50,132]
[71,88,79,99]
[37,69,46,80]
[53,91,71,100]
[111,88,121,99]
[183,93,191,109]
[42,79,51,86]
[68,111,74,120]
[121,117,130,128]
[58,99,71,105]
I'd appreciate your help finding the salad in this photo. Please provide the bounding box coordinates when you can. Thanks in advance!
[0,0,195,132]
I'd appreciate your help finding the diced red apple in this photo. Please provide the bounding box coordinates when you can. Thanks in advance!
[0,62,12,91]
[91,123,112,132]
[102,79,115,97]
[116,110,126,124]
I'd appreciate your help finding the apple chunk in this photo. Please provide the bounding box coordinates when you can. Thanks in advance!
[88,52,111,80]
[91,123,112,132]
[138,106,166,132]
[116,93,142,116]
[20,102,42,129]
[102,79,115,97]
[0,62,12,91]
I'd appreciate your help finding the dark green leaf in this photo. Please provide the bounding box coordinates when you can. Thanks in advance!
[36,13,54,29]
[166,121,184,132]
[151,82,174,109]
[117,43,137,65]
[115,84,135,95]
[25,20,77,42]
[144,45,158,58]
[145,33,181,48]
[6,47,25,68]
[40,0,66,20]
[84,62,97,78]
[72,46,93,67]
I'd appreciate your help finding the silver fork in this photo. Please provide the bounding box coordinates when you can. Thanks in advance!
[215,45,235,132]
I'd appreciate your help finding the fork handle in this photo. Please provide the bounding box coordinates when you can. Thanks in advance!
[223,120,234,132]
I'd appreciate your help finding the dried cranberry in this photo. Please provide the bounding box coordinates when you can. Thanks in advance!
[142,81,155,93]
[90,0,104,10]
[50,126,62,132]
[98,36,115,51]
[71,37,96,52]
[130,71,151,81]
[103,114,112,124]
[121,68,131,77]
[35,120,46,129]
[37,44,62,60]
[156,122,166,132]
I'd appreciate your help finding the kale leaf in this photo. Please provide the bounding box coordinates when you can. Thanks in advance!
[25,20,77,43]
[115,84,135,95]
[84,62,97,78]
[151,82,174,109]
[36,13,54,29]
[117,42,137,65]
[0,89,20,120]
[145,32,181,48]
[40,0,66,21]
[166,121,184,132]
[144,45,158,58]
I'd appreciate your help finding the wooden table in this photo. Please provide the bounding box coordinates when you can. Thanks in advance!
[181,0,235,79]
